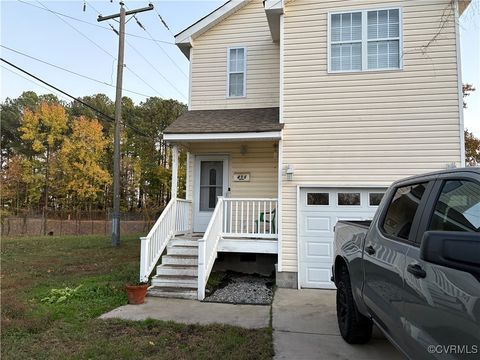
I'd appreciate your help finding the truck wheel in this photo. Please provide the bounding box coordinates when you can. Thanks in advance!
[336,267,373,344]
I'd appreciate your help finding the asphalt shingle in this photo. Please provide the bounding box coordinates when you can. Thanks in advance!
[164,107,282,134]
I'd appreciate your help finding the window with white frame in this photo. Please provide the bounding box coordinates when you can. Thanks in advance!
[227,47,246,97]
[329,8,401,72]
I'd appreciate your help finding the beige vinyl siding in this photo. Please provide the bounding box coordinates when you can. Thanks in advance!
[280,0,462,272]
[185,141,278,201]
[190,0,279,110]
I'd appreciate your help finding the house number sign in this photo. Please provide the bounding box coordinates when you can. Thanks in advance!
[233,173,250,182]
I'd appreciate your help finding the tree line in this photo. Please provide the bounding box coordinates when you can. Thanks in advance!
[1,91,187,216]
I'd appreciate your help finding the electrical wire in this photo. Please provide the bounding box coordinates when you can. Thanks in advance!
[1,45,154,99]
[123,2,188,79]
[16,0,175,45]
[32,0,165,99]
[1,64,71,104]
[1,58,153,139]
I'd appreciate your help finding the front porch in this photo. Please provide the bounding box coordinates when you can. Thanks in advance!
[139,107,283,300]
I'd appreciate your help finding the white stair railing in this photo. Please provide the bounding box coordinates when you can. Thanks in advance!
[140,198,192,282]
[197,197,224,300]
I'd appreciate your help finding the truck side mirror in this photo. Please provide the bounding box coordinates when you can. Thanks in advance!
[420,231,480,281]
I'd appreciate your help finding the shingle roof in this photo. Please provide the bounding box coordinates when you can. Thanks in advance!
[164,107,283,134]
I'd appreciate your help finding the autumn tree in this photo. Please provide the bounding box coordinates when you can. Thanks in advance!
[58,117,111,209]
[465,130,480,166]
[19,102,68,217]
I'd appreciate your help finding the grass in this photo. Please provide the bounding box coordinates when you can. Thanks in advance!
[1,235,273,360]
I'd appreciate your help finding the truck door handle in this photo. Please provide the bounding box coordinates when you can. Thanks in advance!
[365,245,376,255]
[407,264,426,279]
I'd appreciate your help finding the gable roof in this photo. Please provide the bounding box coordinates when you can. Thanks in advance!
[164,107,282,134]
[175,0,251,58]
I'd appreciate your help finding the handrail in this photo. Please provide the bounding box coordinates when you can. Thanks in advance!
[140,198,192,282]
[197,197,224,300]
[223,198,278,238]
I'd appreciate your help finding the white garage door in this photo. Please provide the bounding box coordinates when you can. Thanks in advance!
[299,187,385,289]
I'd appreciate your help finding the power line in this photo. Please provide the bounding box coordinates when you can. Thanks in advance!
[83,1,166,99]
[1,45,154,98]
[35,0,115,60]
[124,2,188,79]
[1,64,71,104]
[16,0,175,45]
[32,0,165,99]
[0,58,152,139]
[125,38,187,101]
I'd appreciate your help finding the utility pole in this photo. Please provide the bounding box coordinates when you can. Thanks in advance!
[98,2,154,247]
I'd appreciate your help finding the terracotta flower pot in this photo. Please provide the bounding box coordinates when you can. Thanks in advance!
[126,283,148,305]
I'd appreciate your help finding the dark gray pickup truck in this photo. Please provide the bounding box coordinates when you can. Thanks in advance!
[332,168,480,359]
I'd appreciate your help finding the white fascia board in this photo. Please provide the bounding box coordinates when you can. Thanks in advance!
[264,0,283,42]
[164,131,282,142]
[175,0,250,59]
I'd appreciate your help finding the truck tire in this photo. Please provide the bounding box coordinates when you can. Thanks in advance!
[336,266,373,344]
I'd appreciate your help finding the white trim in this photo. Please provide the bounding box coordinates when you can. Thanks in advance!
[175,0,250,57]
[279,14,285,124]
[296,185,301,289]
[264,0,283,11]
[226,46,247,98]
[186,152,191,200]
[277,139,283,271]
[454,1,466,166]
[188,48,193,110]
[218,238,278,254]
[164,131,282,142]
[327,7,403,74]
[171,145,179,200]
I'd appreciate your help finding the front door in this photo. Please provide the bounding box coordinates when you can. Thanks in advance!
[193,156,229,232]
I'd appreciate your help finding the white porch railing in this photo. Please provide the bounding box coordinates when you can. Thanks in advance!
[223,198,278,238]
[140,198,192,282]
[198,197,224,300]
[197,197,278,299]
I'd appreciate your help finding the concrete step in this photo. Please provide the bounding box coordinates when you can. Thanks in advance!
[162,255,198,266]
[151,275,197,289]
[169,238,198,248]
[148,286,197,300]
[167,246,198,256]
[156,264,197,277]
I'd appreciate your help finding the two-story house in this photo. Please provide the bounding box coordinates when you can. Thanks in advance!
[139,0,470,300]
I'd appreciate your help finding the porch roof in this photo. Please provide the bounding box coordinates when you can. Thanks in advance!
[164,107,283,135]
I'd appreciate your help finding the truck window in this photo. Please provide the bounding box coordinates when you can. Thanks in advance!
[382,183,428,240]
[428,180,480,233]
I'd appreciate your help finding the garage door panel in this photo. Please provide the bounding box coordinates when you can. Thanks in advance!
[302,216,330,234]
[306,268,335,289]
[306,241,331,258]
[299,187,384,289]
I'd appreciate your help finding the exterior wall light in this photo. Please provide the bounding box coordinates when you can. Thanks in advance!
[240,144,248,155]
[286,164,294,181]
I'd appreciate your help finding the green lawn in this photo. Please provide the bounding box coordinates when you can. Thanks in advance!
[1,235,273,360]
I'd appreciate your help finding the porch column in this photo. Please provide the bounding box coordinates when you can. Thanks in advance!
[171,144,179,200]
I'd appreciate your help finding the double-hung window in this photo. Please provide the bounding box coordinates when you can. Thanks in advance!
[329,8,401,72]
[227,47,246,97]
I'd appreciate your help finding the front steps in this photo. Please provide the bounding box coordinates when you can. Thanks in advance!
[148,234,199,300]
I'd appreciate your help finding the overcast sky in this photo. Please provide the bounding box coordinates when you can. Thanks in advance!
[1,0,479,136]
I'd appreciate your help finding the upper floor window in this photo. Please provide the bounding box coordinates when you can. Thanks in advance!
[329,8,401,72]
[227,47,246,97]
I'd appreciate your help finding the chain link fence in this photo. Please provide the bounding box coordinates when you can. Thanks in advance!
[0,208,164,237]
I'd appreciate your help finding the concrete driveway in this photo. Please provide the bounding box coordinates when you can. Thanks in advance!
[273,288,403,360]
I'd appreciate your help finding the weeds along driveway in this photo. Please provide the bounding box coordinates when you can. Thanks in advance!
[1,235,273,360]
[272,288,403,360]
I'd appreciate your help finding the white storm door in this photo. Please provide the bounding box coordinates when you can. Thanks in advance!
[193,156,229,232]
